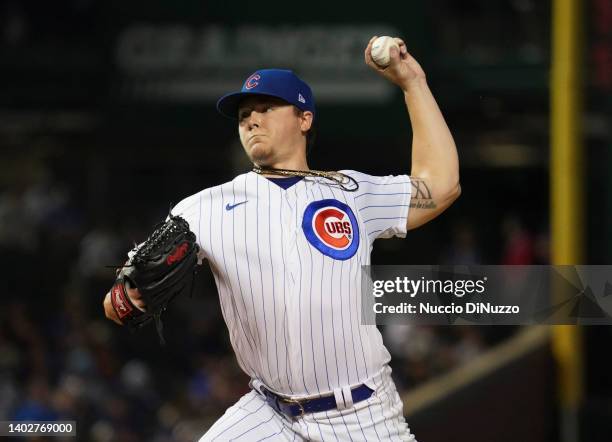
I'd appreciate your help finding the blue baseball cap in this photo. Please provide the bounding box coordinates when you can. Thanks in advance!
[216,69,315,120]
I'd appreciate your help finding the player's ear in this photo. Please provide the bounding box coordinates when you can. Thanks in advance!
[299,111,314,132]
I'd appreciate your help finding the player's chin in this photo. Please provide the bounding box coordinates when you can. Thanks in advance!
[248,143,273,164]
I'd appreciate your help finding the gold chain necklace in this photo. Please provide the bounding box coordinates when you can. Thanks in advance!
[252,166,359,192]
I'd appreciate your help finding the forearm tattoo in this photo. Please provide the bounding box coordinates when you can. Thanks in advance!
[410,178,437,209]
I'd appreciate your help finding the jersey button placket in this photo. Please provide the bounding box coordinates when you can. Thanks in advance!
[283,192,299,288]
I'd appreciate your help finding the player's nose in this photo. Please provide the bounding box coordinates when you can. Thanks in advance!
[247,112,263,129]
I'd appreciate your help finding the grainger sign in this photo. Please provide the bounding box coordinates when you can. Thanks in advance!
[115,24,399,103]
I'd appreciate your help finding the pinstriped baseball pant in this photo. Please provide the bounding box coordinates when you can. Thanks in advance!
[198,367,417,442]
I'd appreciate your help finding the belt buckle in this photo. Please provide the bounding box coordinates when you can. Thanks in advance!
[281,397,305,418]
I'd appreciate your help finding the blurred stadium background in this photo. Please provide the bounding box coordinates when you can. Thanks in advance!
[1,0,611,441]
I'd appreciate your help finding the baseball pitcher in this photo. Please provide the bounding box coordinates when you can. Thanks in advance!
[103,36,460,441]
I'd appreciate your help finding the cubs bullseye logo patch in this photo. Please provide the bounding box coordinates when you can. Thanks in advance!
[302,199,359,260]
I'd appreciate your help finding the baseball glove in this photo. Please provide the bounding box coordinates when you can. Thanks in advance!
[109,215,199,344]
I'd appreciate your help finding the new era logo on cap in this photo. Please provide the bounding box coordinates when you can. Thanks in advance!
[298,93,306,103]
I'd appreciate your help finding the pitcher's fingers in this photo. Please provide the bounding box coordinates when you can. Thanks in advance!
[126,287,147,310]
[388,44,401,65]
[393,38,408,56]
[127,286,143,300]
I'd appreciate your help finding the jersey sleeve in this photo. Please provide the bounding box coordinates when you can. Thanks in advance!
[343,170,412,241]
[169,190,209,262]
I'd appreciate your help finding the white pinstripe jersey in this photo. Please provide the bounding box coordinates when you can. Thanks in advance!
[172,170,412,397]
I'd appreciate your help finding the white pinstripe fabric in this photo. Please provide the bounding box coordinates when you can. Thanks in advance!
[198,365,416,441]
[171,171,415,441]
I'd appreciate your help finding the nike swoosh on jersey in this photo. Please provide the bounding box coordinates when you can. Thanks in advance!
[225,200,248,211]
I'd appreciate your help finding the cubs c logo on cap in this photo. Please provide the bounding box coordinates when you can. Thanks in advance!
[302,199,359,260]
[245,73,261,90]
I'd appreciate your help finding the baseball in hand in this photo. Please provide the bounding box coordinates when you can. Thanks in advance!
[370,36,399,68]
